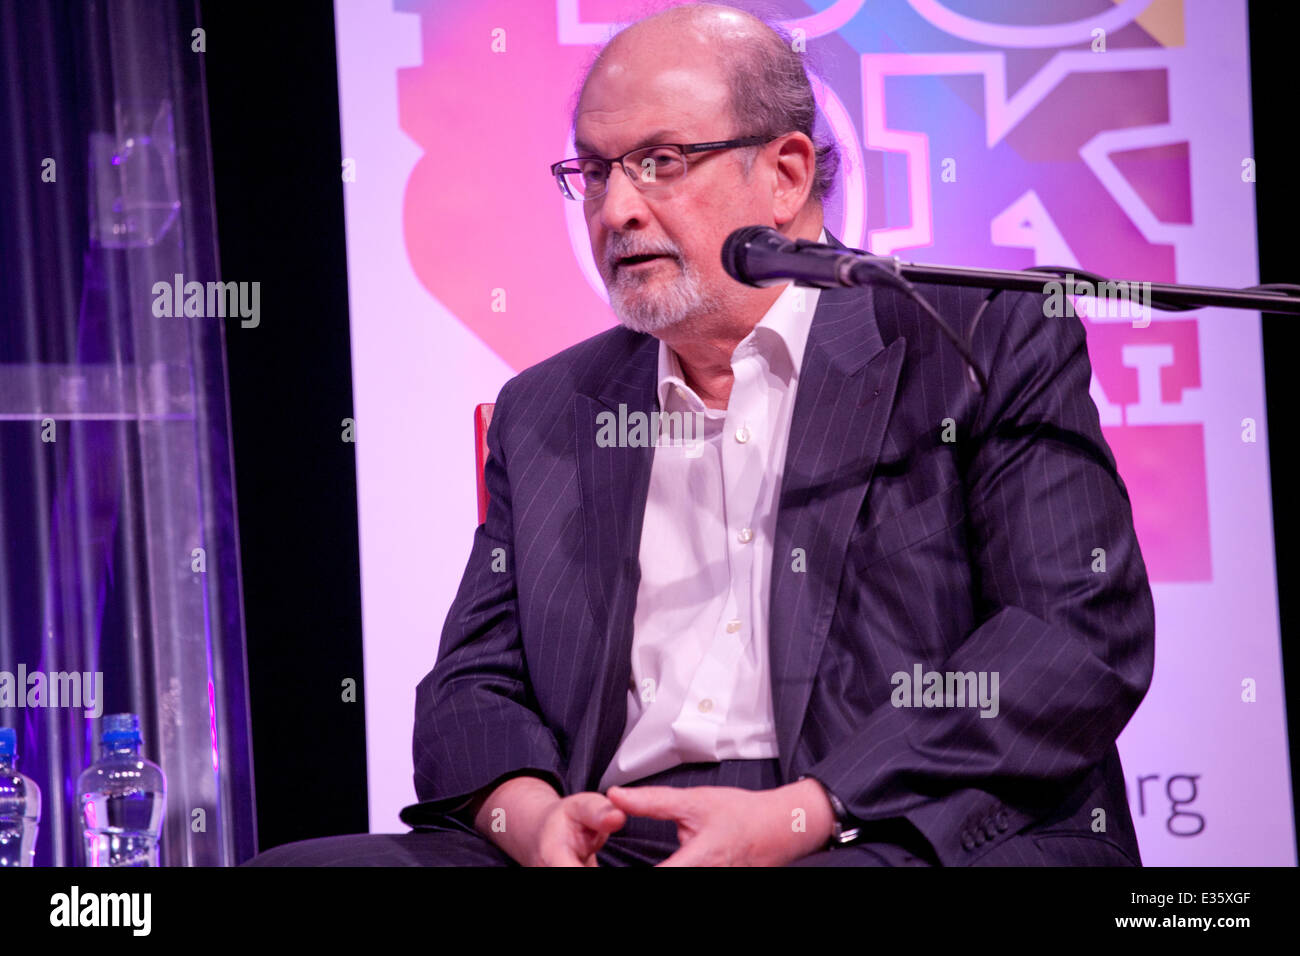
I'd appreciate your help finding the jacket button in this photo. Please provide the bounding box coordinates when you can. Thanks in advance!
[995,811,1009,832]
[961,831,976,851]
[983,818,998,840]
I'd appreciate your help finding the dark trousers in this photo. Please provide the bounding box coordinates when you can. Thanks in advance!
[241,758,940,867]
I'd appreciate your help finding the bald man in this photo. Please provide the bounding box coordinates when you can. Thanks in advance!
[247,1,1153,867]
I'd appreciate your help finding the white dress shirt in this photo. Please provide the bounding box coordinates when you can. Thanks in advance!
[599,234,826,790]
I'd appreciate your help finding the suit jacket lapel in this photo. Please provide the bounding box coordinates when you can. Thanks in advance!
[768,280,906,780]
[574,334,658,787]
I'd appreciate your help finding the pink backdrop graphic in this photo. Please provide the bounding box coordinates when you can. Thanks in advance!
[337,0,1292,863]
[399,0,1207,582]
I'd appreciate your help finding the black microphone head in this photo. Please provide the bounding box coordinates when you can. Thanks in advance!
[721,225,783,286]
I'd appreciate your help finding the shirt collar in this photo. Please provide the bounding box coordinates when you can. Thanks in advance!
[656,228,826,412]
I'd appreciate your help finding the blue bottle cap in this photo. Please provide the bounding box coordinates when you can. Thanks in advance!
[0,727,15,759]
[101,713,142,748]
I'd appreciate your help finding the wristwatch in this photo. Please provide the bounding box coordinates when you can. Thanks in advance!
[799,774,861,847]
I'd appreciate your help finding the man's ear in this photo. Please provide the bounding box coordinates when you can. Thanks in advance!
[771,132,816,226]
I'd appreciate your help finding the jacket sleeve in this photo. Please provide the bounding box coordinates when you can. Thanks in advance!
[400,378,566,828]
[800,290,1155,864]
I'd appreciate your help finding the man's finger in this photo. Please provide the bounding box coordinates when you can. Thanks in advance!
[568,792,627,832]
[606,785,690,821]
[541,842,586,867]
[576,822,616,860]
[655,839,711,868]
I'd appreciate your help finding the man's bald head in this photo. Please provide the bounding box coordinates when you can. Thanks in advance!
[585,2,771,78]
[572,2,838,204]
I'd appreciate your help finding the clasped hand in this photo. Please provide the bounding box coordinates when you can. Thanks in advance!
[528,779,833,867]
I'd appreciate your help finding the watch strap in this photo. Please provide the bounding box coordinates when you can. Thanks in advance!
[798,774,861,846]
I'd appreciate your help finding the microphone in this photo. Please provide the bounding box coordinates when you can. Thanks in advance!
[721,225,871,289]
[721,224,990,391]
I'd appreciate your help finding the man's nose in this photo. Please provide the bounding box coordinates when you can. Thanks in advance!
[598,162,651,232]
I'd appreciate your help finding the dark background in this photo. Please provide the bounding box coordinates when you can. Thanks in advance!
[199,0,1299,857]
[1249,0,1299,857]
[200,0,366,849]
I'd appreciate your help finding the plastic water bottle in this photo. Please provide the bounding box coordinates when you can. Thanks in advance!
[0,727,41,867]
[77,713,166,867]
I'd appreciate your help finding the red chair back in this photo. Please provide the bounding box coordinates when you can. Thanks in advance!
[474,403,495,524]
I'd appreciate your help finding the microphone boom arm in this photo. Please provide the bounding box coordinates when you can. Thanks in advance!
[721,225,1300,394]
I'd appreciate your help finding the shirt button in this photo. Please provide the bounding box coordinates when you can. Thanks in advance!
[735,425,750,443]
[726,619,741,633]
[737,527,753,543]
[698,698,713,713]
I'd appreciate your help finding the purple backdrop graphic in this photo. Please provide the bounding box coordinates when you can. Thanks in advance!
[334,0,1292,864]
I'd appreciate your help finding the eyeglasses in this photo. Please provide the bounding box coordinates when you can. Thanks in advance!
[550,136,773,201]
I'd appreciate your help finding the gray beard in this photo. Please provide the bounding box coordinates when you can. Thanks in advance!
[606,256,722,335]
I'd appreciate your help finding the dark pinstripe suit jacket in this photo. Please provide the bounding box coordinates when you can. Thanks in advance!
[400,234,1156,866]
